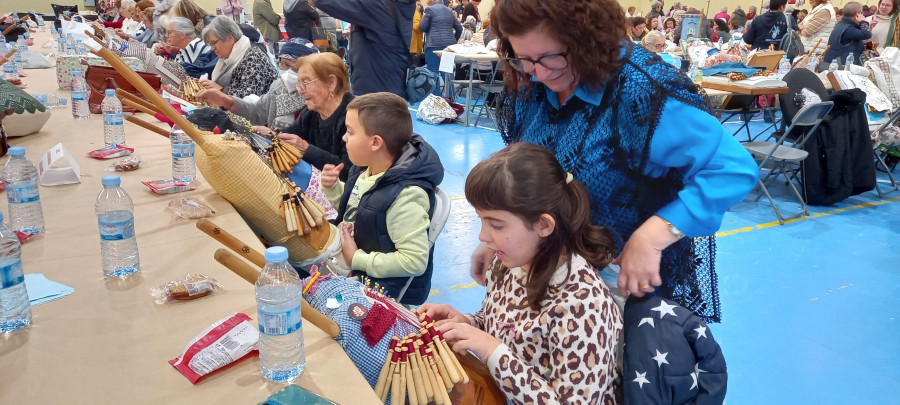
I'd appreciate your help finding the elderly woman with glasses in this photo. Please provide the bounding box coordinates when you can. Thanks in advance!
[469,0,757,333]
[161,16,219,79]
[277,53,355,181]
[197,16,277,99]
[642,30,668,52]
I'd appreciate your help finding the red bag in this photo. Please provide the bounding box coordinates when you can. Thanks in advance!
[85,65,162,114]
[441,97,465,124]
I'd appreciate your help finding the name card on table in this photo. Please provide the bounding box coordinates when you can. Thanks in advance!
[439,52,456,74]
[38,143,81,186]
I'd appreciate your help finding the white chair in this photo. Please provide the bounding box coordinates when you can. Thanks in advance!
[395,186,450,302]
[743,101,834,224]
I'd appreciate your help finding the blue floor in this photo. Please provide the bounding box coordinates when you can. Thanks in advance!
[411,107,900,404]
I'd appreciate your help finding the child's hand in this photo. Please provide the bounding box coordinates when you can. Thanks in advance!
[469,243,496,286]
[339,222,357,265]
[439,322,501,361]
[417,303,470,325]
[320,163,344,189]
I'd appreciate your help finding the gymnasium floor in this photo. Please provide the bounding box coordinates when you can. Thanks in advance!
[410,109,900,404]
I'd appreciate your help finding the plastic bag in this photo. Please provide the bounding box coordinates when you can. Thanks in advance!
[142,179,195,194]
[150,273,221,304]
[168,312,259,384]
[108,155,142,172]
[166,196,216,219]
[416,94,458,125]
[87,144,134,159]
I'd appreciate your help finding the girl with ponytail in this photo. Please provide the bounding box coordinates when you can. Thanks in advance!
[419,143,624,404]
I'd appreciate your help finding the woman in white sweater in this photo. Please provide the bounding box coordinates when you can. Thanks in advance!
[799,0,837,51]
[867,0,897,52]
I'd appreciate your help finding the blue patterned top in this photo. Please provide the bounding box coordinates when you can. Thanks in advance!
[497,43,758,322]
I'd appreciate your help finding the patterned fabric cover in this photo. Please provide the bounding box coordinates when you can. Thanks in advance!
[56,54,144,90]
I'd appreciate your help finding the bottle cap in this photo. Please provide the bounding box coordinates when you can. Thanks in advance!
[8,147,25,156]
[60,98,68,105]
[19,35,24,39]
[265,246,289,263]
[105,89,116,96]
[73,70,82,76]
[102,175,121,186]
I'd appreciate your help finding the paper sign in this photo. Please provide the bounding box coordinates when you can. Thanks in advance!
[38,143,81,186]
[439,52,456,74]
[680,14,702,40]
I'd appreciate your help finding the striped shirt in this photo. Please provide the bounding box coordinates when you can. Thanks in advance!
[175,38,211,65]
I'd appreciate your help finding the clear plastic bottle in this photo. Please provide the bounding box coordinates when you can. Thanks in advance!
[690,63,703,84]
[102,89,125,145]
[807,52,819,72]
[778,56,791,80]
[35,12,45,32]
[75,39,87,55]
[51,28,59,42]
[71,70,90,119]
[14,35,26,74]
[828,59,839,73]
[2,61,16,81]
[65,33,76,56]
[256,246,305,383]
[170,126,196,182]
[95,176,140,278]
[32,94,67,110]
[845,52,854,70]
[0,211,31,333]
[57,32,67,55]
[1,147,44,235]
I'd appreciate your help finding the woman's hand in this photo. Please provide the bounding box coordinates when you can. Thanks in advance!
[469,243,496,286]
[339,222,357,265]
[613,216,677,299]
[319,163,344,189]
[439,322,501,361]
[251,126,275,136]
[115,28,127,39]
[198,79,223,91]
[277,132,309,153]
[417,303,470,325]
[195,88,232,108]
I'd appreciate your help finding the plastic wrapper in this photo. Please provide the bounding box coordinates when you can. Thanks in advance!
[108,155,142,172]
[141,179,195,194]
[87,144,135,159]
[150,273,221,304]
[415,94,458,125]
[168,312,259,384]
[166,196,216,219]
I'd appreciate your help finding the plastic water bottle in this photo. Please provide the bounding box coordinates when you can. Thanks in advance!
[0,37,7,52]
[2,62,16,81]
[102,89,125,145]
[256,246,305,383]
[95,176,140,277]
[0,211,31,333]
[170,127,196,182]
[35,12,45,32]
[1,147,44,235]
[690,63,703,84]
[65,33,76,56]
[71,71,90,119]
[51,28,59,42]
[57,34,66,55]
[778,56,791,80]
[845,53,854,70]
[32,94,67,110]
[14,36,26,74]
[807,52,819,72]
[76,39,87,55]
[829,59,839,73]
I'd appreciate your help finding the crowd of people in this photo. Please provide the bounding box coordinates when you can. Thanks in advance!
[71,0,900,403]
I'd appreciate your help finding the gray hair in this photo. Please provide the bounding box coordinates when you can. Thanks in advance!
[643,30,667,47]
[169,16,198,39]
[652,1,663,9]
[749,5,757,11]
[721,6,728,12]
[842,1,862,16]
[201,15,243,43]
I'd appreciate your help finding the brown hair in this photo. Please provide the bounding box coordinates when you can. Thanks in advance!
[491,0,626,93]
[296,53,352,96]
[172,0,211,31]
[879,0,898,16]
[465,143,616,311]
[347,92,413,157]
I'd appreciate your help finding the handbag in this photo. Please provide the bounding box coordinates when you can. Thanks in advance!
[85,65,162,114]
[311,22,330,49]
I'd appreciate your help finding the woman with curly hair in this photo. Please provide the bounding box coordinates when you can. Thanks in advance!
[466,0,759,326]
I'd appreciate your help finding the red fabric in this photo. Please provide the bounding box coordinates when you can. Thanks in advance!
[102,18,124,29]
[154,103,185,127]
[361,304,396,348]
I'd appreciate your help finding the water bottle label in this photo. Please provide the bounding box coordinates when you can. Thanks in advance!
[7,183,40,203]
[258,305,302,336]
[103,112,124,126]
[0,259,24,289]
[3,64,14,74]
[98,217,136,241]
[72,90,87,101]
[172,142,195,158]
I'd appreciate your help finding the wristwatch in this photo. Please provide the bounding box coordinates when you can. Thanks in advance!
[662,219,685,240]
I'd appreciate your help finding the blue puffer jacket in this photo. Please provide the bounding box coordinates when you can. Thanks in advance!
[316,0,415,99]
[419,3,462,49]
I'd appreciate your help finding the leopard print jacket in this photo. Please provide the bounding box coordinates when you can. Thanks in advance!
[468,254,624,404]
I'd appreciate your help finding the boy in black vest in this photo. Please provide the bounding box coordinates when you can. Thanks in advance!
[320,92,444,305]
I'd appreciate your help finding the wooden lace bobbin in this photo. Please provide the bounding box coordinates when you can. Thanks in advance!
[398,348,411,405]
[421,330,456,388]
[281,195,296,232]
[426,347,453,404]
[379,348,401,402]
[418,342,444,405]
[299,195,324,227]
[374,338,399,398]
[296,195,316,230]
[292,197,310,236]
[434,327,469,384]
[419,315,468,385]
[413,340,436,403]
[406,339,428,404]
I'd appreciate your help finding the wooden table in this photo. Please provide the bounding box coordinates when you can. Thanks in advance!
[0,30,380,405]
[434,49,501,127]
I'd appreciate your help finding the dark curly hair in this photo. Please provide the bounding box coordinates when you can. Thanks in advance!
[490,0,626,93]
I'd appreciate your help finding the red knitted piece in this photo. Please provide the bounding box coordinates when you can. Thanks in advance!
[361,304,396,348]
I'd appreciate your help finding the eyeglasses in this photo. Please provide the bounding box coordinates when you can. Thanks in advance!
[207,38,220,48]
[648,42,666,51]
[298,79,319,90]
[278,61,293,70]
[506,51,569,73]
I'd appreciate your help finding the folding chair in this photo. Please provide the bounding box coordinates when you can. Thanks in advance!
[473,60,505,127]
[743,101,834,224]
[395,186,450,302]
